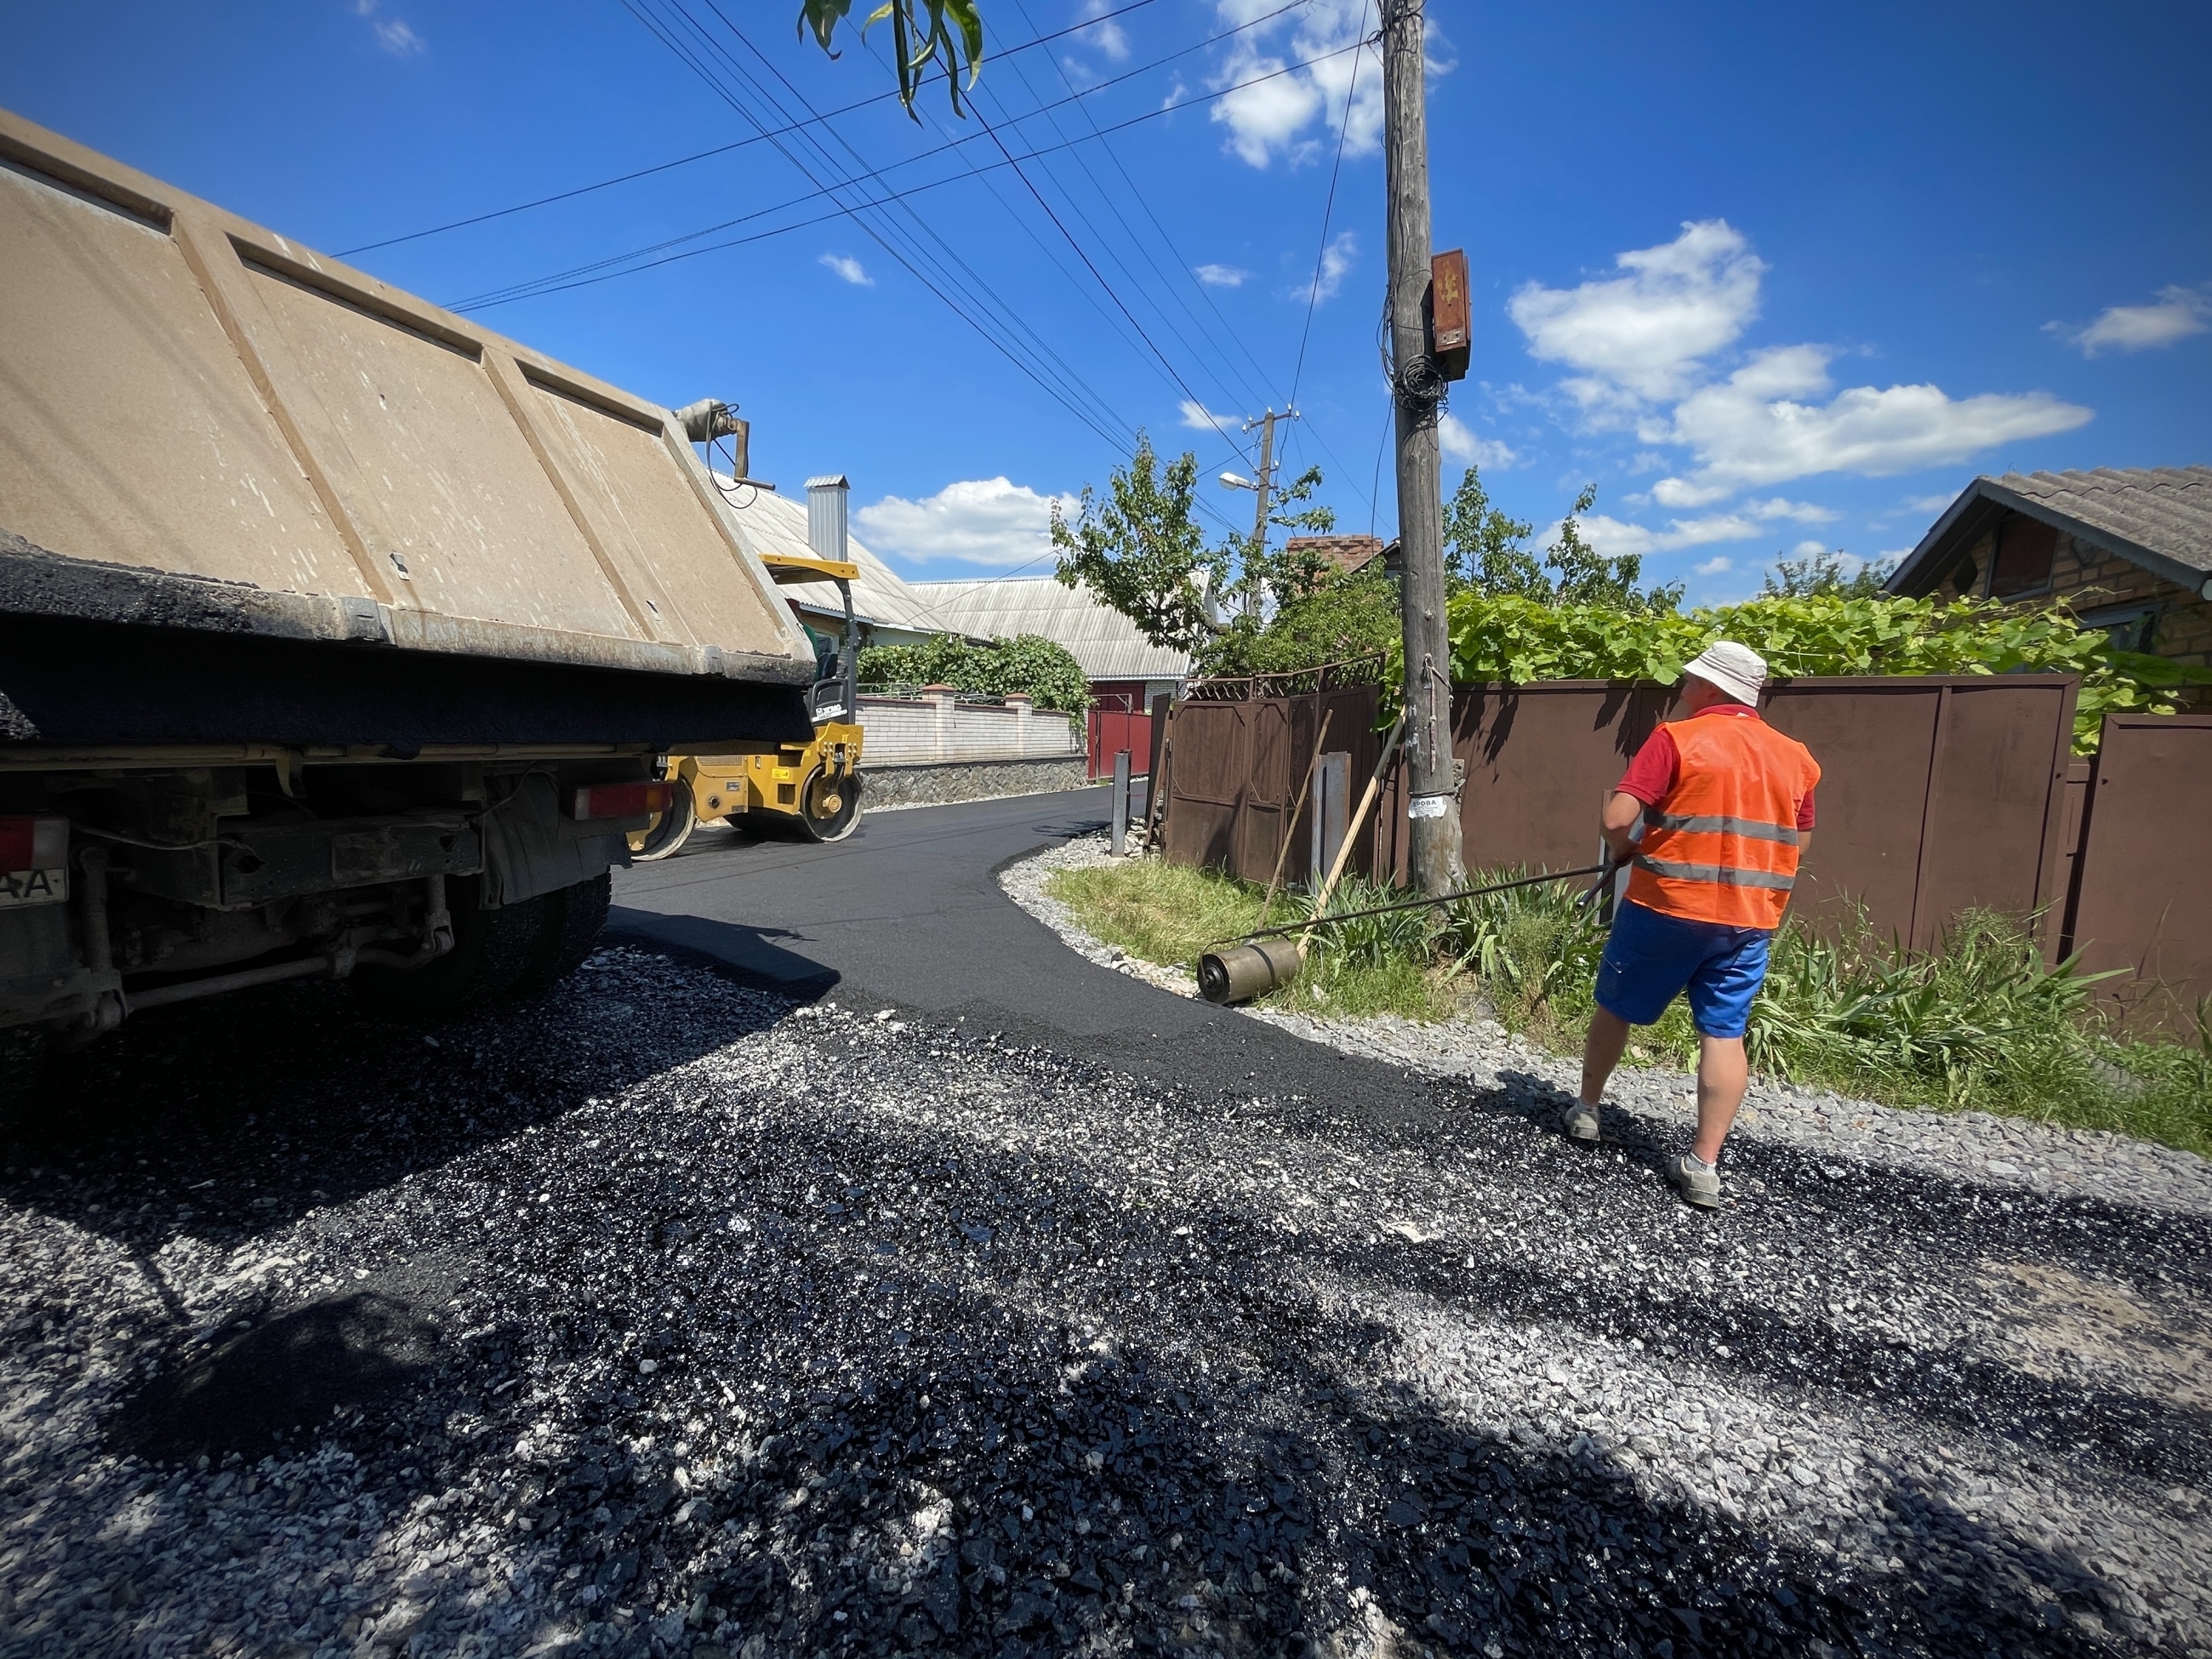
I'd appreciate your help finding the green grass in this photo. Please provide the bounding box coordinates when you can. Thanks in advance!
[1044,864,1451,1022]
[1050,853,2212,1156]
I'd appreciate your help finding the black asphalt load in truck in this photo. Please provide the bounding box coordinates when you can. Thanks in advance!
[0,109,818,1052]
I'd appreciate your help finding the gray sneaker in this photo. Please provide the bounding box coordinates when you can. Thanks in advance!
[1668,1154,1721,1209]
[1563,1103,1601,1143]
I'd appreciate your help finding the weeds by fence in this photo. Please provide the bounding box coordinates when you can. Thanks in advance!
[1049,857,2212,1155]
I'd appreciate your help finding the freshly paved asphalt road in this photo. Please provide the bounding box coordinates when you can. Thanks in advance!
[606,787,1419,1103]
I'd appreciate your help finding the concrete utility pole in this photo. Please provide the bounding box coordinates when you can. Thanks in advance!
[1243,410,1276,620]
[1380,0,1463,893]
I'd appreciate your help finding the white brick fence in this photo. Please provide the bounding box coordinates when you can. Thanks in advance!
[857,690,1083,767]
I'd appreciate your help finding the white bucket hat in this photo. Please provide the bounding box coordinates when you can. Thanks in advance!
[1682,640,1767,705]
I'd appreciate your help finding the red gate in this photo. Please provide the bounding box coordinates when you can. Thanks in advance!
[1087,703,1154,779]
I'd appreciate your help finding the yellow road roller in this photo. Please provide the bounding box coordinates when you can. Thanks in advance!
[630,552,865,858]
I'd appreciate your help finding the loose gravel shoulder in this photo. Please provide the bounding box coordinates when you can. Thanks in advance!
[1004,835,2212,1220]
[3,902,2209,1657]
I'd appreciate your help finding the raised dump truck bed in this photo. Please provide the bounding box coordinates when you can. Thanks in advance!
[0,109,815,1051]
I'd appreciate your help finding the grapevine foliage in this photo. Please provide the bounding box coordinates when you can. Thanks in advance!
[1434,592,2209,751]
[858,632,1092,714]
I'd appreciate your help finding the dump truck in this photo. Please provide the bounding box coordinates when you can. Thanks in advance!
[0,109,821,1057]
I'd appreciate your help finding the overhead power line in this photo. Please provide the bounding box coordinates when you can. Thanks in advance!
[449,35,1367,316]
[619,0,1137,459]
[336,0,1300,260]
[1289,10,1365,415]
[670,0,1171,475]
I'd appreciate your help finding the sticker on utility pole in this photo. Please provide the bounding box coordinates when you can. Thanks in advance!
[1407,795,1451,819]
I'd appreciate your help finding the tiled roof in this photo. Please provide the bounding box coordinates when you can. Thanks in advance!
[1891,466,2212,596]
[1286,533,1386,575]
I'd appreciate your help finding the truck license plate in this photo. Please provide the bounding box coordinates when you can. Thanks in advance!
[0,868,69,908]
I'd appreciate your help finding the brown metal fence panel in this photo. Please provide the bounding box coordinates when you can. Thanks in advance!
[1156,700,1247,875]
[2064,714,2212,1033]
[1174,676,2081,955]
[1762,676,2077,952]
[1158,688,1383,884]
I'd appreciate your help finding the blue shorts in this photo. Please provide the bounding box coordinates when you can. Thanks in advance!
[1594,899,1771,1039]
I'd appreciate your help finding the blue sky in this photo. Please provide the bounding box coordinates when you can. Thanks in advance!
[9,0,2208,603]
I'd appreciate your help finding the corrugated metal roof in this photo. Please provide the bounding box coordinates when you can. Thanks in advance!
[1891,465,2212,596]
[904,576,1192,681]
[716,479,944,636]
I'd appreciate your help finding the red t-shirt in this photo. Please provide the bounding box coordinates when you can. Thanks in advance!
[1615,704,1816,831]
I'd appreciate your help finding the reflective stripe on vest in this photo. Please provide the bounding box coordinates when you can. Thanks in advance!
[1647,812,1801,847]
[1633,856,1797,891]
[1623,713,1821,928]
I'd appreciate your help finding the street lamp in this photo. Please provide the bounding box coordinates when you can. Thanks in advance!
[1218,471,1257,491]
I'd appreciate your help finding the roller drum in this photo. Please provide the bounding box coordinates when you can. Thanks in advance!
[1197,938,1305,1005]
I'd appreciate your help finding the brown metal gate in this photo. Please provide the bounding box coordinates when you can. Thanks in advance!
[2063,713,2212,1030]
[1157,689,1386,885]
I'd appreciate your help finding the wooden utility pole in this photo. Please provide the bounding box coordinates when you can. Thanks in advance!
[1381,0,1463,893]
[1243,410,1277,620]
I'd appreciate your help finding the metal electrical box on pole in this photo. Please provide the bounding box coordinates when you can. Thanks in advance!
[1381,0,1466,894]
[1429,249,1471,382]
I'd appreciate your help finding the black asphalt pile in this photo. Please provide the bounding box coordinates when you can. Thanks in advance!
[2,945,2208,1659]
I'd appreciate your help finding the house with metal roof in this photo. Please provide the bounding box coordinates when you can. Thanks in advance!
[1886,466,2212,672]
[904,574,1191,713]
[717,474,949,648]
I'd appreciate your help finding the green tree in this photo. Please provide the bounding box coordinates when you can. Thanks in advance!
[1050,432,1226,655]
[1230,464,1339,611]
[1545,483,1684,610]
[1764,547,1899,598]
[798,0,983,117]
[1198,562,1399,684]
[1443,470,1680,610]
[1443,465,1541,597]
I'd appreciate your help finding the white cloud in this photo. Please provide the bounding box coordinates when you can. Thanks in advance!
[1747,497,1838,523]
[1073,0,1131,61]
[1208,0,1386,169]
[853,478,1076,567]
[1658,345,2092,492]
[1508,222,2095,499]
[1438,413,1517,470]
[1179,399,1240,437]
[1694,556,1733,576]
[2050,286,2209,356]
[818,254,873,287]
[1288,231,1355,305]
[1785,539,1827,558]
[1193,263,1249,288]
[1569,512,1766,559]
[1902,491,1957,514]
[351,1,424,54]
[1508,220,1764,407]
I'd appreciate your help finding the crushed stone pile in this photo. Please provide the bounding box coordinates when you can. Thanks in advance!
[1,938,2207,1657]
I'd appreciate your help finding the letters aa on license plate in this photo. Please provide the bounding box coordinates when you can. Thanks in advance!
[0,868,69,907]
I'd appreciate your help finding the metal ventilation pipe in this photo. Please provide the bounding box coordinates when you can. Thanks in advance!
[806,475,850,563]
[675,398,742,442]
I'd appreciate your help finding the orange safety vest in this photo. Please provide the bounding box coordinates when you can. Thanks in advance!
[1625,714,1821,930]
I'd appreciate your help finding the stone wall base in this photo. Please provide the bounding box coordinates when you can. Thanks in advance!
[864,756,1093,810]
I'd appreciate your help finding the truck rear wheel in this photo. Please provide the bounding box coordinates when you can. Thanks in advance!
[352,875,551,1018]
[527,871,610,988]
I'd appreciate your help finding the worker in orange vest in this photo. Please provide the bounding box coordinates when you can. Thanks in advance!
[1565,641,1821,1209]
